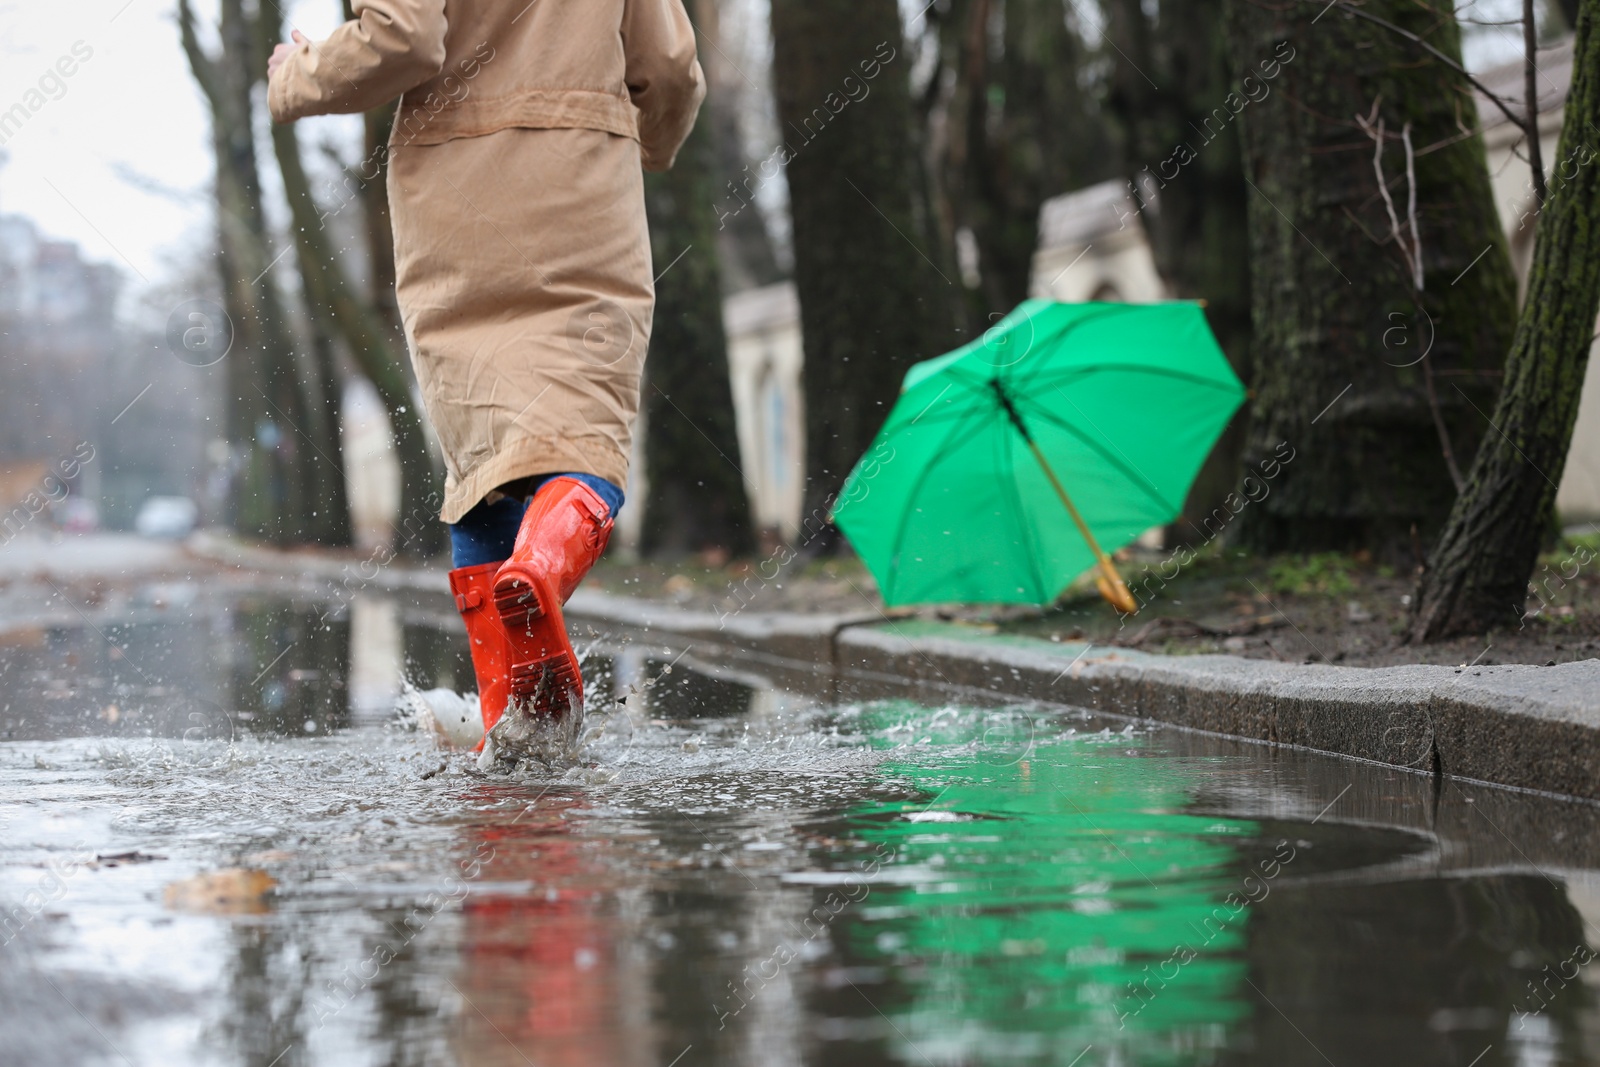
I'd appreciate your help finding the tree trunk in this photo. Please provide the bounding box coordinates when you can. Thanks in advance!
[268,114,444,558]
[912,0,1110,324]
[179,0,322,546]
[298,310,355,547]
[641,106,755,557]
[339,1,406,341]
[1105,0,1252,548]
[252,9,350,549]
[975,0,1110,311]
[1410,0,1600,640]
[360,102,406,340]
[1224,0,1520,562]
[697,0,784,292]
[261,1,440,556]
[771,0,958,543]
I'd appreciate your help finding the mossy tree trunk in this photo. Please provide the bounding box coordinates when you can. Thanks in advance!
[771,0,958,544]
[920,0,1111,319]
[360,102,406,340]
[1411,0,1600,639]
[263,10,442,558]
[339,2,407,339]
[641,105,755,557]
[1223,0,1520,562]
[1105,0,1252,547]
[179,0,326,545]
[978,0,1109,308]
[295,307,354,548]
[253,9,349,549]
[695,0,784,292]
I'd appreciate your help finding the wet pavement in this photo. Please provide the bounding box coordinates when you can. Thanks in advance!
[3,583,1600,1066]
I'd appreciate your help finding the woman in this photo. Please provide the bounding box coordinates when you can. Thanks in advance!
[269,0,703,735]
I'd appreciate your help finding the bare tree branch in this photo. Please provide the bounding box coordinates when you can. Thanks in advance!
[1524,0,1550,204]
[1402,121,1423,290]
[1357,99,1466,492]
[174,0,220,107]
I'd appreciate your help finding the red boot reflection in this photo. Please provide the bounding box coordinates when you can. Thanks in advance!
[453,791,647,1067]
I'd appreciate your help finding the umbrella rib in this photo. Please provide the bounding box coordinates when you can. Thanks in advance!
[884,368,998,434]
[1005,305,1145,390]
[881,403,994,604]
[930,365,1005,397]
[956,306,1242,405]
[1012,393,1175,514]
[885,402,982,432]
[929,307,1140,395]
[999,421,1053,604]
[1022,362,1245,394]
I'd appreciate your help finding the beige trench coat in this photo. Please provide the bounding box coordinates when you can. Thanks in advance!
[269,0,704,523]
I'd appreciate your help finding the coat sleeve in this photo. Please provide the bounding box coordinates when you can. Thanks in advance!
[269,0,448,123]
[620,0,707,171]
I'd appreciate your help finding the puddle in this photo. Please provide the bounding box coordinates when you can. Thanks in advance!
[2,590,1599,1066]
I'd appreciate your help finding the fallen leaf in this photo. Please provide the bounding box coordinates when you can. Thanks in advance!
[163,868,276,914]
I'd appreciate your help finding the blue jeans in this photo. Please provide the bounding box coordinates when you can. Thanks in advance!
[450,473,624,568]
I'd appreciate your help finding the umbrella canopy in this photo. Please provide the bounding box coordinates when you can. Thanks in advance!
[832,300,1244,608]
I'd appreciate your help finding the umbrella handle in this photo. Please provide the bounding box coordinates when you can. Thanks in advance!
[1094,568,1139,616]
[1024,438,1139,615]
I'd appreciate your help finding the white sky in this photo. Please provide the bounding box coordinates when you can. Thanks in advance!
[0,0,346,308]
[0,0,1552,317]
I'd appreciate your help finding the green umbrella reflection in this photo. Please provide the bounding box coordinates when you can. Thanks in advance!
[834,703,1262,1065]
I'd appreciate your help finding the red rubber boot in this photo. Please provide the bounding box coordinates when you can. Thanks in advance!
[492,478,613,719]
[448,561,514,738]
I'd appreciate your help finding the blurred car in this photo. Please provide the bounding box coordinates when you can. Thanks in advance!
[134,496,198,539]
[58,497,100,533]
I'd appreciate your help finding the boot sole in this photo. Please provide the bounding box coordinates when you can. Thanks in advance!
[509,654,581,702]
[493,571,583,716]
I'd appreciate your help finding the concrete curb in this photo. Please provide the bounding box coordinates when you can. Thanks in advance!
[185,533,1600,801]
[833,624,1600,801]
[186,531,450,595]
[559,591,1600,802]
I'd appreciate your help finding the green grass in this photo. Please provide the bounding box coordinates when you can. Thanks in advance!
[1266,553,1358,597]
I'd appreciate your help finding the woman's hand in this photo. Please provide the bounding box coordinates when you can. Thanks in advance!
[267,29,308,80]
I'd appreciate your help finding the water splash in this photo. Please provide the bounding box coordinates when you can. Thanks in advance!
[478,692,588,771]
[397,684,482,748]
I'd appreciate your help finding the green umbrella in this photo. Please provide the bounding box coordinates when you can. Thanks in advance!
[832,300,1244,610]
